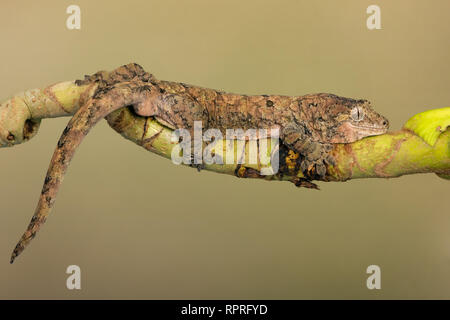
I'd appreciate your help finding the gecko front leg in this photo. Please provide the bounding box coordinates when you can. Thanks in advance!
[281,124,333,182]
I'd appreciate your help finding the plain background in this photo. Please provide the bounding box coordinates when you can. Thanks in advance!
[0,0,449,299]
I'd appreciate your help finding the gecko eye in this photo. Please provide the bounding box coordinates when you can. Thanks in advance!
[351,107,364,122]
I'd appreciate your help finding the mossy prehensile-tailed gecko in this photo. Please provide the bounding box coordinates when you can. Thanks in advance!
[10,63,389,263]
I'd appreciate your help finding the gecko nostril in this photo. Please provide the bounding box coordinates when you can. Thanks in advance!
[382,120,388,127]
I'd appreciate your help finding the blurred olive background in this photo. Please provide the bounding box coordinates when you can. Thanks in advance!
[1,0,449,299]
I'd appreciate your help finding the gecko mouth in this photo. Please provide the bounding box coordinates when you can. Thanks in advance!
[348,123,388,135]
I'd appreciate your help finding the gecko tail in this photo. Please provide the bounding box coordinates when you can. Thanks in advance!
[10,128,84,263]
[10,81,151,263]
[10,111,93,264]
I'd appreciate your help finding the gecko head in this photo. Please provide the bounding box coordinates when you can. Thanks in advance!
[321,97,389,143]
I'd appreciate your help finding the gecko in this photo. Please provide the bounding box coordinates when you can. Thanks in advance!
[10,63,389,263]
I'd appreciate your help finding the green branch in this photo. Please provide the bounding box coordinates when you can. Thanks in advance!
[105,107,450,183]
[1,80,448,185]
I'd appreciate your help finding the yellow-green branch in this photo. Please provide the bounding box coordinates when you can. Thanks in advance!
[1,80,449,184]
[105,107,450,183]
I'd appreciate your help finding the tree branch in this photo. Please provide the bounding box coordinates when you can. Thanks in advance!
[105,107,450,184]
[1,76,448,186]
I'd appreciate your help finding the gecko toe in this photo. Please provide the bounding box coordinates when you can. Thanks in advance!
[291,177,320,189]
[189,163,205,172]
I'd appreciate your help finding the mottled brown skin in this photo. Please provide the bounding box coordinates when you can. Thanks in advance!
[10,63,389,263]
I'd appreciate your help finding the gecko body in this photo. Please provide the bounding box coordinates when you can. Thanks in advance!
[10,63,389,263]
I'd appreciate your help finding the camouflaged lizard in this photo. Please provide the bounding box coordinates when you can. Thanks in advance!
[10,63,389,263]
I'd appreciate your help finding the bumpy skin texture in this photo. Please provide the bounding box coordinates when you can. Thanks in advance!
[76,64,388,173]
[10,63,389,263]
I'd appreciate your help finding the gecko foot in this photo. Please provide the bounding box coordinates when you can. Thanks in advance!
[291,177,320,190]
[300,159,328,179]
[188,151,205,172]
[190,163,205,172]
